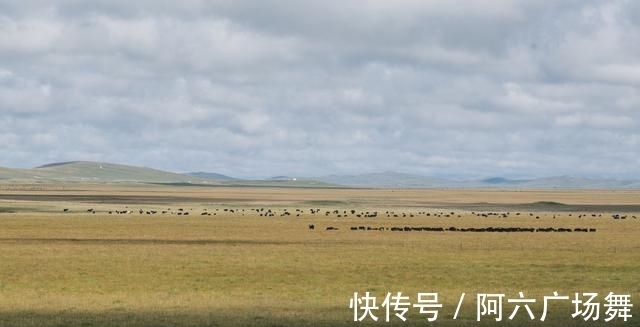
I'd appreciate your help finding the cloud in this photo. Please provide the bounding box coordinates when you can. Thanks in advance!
[555,113,634,128]
[0,70,52,113]
[496,82,582,113]
[0,1,638,179]
[592,64,640,85]
[0,16,62,56]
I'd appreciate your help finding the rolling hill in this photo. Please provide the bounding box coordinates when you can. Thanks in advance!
[186,171,238,181]
[0,162,337,187]
[1,161,638,188]
[0,161,216,184]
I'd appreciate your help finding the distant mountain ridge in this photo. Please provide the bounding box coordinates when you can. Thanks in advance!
[513,176,640,189]
[186,171,238,181]
[0,161,638,188]
[481,177,530,185]
[314,172,640,188]
[317,171,449,188]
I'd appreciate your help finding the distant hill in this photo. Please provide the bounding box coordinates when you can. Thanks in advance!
[187,172,238,181]
[316,171,450,188]
[185,172,341,187]
[480,177,531,185]
[514,176,640,189]
[314,172,640,189]
[269,175,294,181]
[0,161,217,184]
[0,162,339,187]
[1,161,638,188]
[224,179,340,188]
[0,166,33,180]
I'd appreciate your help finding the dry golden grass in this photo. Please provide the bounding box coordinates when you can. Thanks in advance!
[0,184,638,326]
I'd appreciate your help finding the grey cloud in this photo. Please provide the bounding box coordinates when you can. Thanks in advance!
[0,1,638,179]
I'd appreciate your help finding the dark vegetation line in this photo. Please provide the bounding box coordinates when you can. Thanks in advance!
[342,226,596,233]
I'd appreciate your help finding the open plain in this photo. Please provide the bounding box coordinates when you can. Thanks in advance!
[0,184,638,326]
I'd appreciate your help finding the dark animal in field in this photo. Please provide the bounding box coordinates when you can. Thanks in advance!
[326,226,338,230]
[308,224,315,230]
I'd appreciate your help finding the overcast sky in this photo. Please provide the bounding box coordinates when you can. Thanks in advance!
[1,1,639,179]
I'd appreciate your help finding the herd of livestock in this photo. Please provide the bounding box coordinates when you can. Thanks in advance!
[66,206,638,234]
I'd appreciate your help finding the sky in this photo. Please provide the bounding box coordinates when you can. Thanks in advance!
[1,1,639,179]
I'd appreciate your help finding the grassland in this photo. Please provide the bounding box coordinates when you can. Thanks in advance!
[0,184,638,326]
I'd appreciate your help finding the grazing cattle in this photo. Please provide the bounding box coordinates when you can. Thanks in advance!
[326,226,338,230]
[63,208,69,212]
[308,224,315,230]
